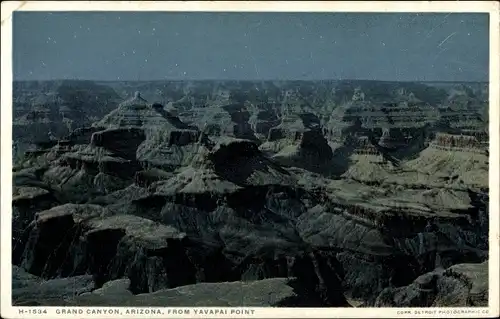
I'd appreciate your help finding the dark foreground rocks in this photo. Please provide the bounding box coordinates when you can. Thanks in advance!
[12,266,96,306]
[13,266,343,307]
[374,261,488,307]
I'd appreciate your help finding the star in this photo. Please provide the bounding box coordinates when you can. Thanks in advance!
[138,30,141,34]
[223,68,227,72]
[145,59,148,63]
[152,28,156,32]
[175,63,178,67]
[183,71,187,75]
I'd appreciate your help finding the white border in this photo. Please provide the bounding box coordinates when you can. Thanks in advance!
[1,1,499,318]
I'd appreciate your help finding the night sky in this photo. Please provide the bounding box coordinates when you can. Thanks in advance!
[13,12,489,82]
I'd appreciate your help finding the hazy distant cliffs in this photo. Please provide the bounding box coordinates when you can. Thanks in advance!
[13,80,122,158]
[12,79,488,307]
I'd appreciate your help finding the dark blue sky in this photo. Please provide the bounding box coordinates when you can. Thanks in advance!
[13,12,489,82]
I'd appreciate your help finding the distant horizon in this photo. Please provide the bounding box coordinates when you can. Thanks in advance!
[12,77,490,84]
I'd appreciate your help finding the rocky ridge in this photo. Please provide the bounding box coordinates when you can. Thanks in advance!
[12,80,489,307]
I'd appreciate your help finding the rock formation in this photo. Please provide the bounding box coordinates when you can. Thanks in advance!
[11,79,489,308]
[375,261,488,307]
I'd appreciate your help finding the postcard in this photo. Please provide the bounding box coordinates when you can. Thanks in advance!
[1,1,499,318]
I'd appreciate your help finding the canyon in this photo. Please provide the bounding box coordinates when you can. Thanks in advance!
[11,79,489,307]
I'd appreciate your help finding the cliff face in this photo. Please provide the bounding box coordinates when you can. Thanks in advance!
[258,112,332,174]
[247,104,281,138]
[182,103,259,142]
[378,127,408,149]
[90,128,146,160]
[404,133,489,190]
[431,133,486,153]
[324,99,440,144]
[265,129,333,174]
